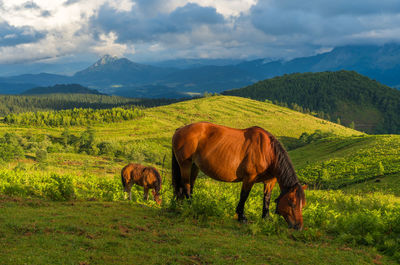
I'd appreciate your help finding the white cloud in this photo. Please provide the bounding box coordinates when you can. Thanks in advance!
[92,31,135,56]
[0,0,399,63]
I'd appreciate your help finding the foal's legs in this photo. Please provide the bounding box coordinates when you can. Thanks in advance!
[125,184,133,200]
[236,180,255,223]
[143,187,149,200]
[262,178,277,219]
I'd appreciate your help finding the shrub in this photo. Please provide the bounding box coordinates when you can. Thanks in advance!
[35,149,48,162]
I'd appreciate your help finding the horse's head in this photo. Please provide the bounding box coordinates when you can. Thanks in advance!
[276,184,307,230]
[152,188,162,205]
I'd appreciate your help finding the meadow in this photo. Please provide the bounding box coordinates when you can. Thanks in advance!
[0,95,399,264]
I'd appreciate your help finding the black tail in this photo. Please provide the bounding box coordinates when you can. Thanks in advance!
[121,166,127,189]
[171,149,183,198]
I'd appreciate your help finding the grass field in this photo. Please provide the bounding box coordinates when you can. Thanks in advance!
[0,196,395,265]
[0,95,399,264]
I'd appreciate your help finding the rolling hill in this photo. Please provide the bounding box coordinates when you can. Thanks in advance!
[223,70,400,134]
[0,95,399,264]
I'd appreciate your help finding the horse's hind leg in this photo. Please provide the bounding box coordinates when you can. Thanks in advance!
[179,160,193,199]
[262,178,277,219]
[190,164,199,195]
[236,179,255,223]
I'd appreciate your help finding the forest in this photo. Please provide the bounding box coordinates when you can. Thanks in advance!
[223,70,400,134]
[0,93,181,116]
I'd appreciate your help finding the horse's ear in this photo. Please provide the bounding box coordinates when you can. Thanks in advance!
[302,184,308,190]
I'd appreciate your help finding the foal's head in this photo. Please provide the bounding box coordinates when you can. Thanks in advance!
[144,167,162,205]
[276,184,307,230]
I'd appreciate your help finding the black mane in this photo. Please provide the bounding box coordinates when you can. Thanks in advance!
[270,136,306,209]
[270,135,300,189]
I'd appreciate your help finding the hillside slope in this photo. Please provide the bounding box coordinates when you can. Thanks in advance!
[1,95,400,263]
[89,95,362,145]
[0,95,361,172]
[223,71,400,134]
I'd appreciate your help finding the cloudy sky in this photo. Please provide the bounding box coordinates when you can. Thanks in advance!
[0,0,400,64]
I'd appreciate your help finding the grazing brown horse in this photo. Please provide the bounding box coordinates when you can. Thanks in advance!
[121,163,162,204]
[172,122,307,230]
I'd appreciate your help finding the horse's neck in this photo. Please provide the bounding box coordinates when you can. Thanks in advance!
[273,165,299,191]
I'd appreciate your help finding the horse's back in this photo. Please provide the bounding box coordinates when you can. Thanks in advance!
[122,163,147,185]
[173,122,274,181]
[142,166,162,187]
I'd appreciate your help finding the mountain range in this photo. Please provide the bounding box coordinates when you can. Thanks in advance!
[21,84,104,95]
[0,44,400,98]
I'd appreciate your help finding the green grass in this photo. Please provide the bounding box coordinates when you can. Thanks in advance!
[1,167,399,264]
[343,173,400,196]
[290,135,400,188]
[0,196,396,265]
[1,95,400,264]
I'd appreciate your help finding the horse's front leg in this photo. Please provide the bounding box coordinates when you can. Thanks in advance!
[262,178,277,219]
[236,180,254,223]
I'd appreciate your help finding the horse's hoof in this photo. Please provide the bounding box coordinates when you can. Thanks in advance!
[262,213,272,220]
[238,216,248,223]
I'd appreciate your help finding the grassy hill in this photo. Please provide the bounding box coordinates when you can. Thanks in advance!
[0,95,399,264]
[0,95,362,171]
[223,70,400,134]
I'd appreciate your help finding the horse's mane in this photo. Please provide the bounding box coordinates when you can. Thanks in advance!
[270,135,300,189]
[269,135,306,208]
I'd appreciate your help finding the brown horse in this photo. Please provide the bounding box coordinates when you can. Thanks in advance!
[121,163,162,204]
[172,122,307,230]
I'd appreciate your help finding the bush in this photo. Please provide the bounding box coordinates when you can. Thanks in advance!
[97,141,115,156]
[35,149,48,162]
[0,171,74,201]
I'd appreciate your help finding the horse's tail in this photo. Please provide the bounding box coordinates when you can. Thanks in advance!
[171,149,183,199]
[121,165,128,191]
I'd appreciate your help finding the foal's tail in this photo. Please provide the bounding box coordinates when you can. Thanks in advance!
[171,149,184,199]
[121,166,128,190]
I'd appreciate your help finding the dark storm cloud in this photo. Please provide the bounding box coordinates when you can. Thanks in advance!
[0,22,45,46]
[270,0,400,17]
[248,0,400,47]
[91,3,225,42]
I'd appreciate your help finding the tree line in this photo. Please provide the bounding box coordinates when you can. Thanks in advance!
[3,107,144,127]
[0,93,180,117]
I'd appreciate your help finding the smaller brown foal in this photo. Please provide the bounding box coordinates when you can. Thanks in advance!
[121,163,162,204]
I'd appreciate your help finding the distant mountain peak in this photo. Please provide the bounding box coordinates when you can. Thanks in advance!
[94,54,120,67]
